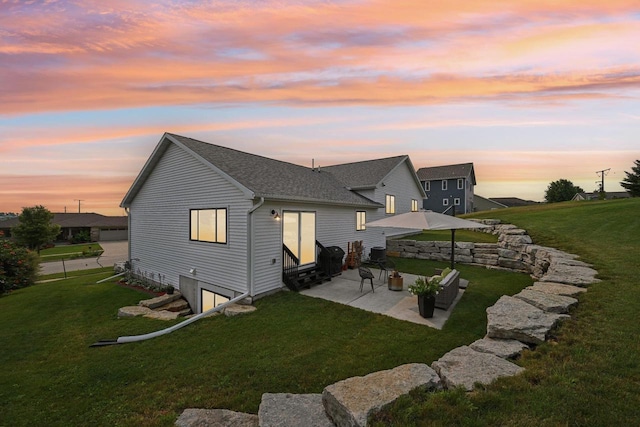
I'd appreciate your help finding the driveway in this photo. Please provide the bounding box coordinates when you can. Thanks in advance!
[39,241,128,275]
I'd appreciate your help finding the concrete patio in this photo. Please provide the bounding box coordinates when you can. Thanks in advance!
[300,266,466,329]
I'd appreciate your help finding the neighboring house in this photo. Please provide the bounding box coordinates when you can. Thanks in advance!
[489,197,539,207]
[416,163,476,214]
[120,133,426,313]
[0,213,128,242]
[572,191,631,201]
[473,195,508,212]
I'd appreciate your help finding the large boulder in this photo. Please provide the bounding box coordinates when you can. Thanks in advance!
[175,408,258,427]
[540,263,600,286]
[118,306,152,318]
[139,292,183,309]
[469,337,529,359]
[513,289,578,314]
[431,346,524,391]
[322,363,441,427]
[259,393,333,427]
[526,282,588,297]
[486,296,569,344]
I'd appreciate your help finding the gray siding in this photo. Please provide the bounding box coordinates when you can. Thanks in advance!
[423,177,474,213]
[364,161,425,238]
[251,201,385,296]
[129,143,252,295]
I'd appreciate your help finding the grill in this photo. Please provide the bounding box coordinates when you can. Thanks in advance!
[319,246,345,277]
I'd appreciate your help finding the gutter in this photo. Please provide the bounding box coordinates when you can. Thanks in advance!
[91,291,250,347]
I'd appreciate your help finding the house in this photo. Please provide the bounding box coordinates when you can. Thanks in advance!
[488,197,539,207]
[572,191,631,201]
[416,163,476,214]
[0,213,128,242]
[473,195,508,212]
[120,133,426,313]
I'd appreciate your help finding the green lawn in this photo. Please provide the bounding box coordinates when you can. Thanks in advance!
[39,243,104,261]
[402,229,498,243]
[2,198,638,426]
[373,198,640,426]
[0,256,531,425]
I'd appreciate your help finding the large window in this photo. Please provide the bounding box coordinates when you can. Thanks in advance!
[356,211,366,231]
[457,178,464,190]
[442,180,448,191]
[385,195,396,214]
[411,199,419,212]
[201,289,229,312]
[190,208,227,243]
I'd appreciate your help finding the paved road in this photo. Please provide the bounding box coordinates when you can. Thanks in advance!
[39,241,129,275]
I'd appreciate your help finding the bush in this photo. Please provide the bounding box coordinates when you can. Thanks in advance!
[0,238,40,294]
[70,230,91,244]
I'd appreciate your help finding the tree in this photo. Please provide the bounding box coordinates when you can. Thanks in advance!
[545,179,584,203]
[0,232,40,294]
[620,160,640,197]
[11,206,60,253]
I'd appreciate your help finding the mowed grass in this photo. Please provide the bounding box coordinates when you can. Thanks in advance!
[405,229,498,243]
[39,243,104,261]
[373,198,640,426]
[0,254,532,425]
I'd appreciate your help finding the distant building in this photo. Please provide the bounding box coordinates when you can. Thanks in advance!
[473,195,508,211]
[572,191,631,201]
[488,197,540,208]
[417,163,475,214]
[0,213,128,242]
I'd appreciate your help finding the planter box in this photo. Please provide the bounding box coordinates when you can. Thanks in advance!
[388,276,404,291]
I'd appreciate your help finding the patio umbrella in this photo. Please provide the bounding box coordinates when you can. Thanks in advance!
[365,210,489,269]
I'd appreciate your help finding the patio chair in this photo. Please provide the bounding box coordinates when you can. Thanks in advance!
[358,266,375,293]
[374,257,396,280]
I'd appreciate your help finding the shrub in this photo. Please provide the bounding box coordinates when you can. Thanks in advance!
[71,230,91,244]
[0,237,40,294]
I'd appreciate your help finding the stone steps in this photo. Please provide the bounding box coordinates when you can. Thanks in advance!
[118,291,193,320]
[175,222,597,426]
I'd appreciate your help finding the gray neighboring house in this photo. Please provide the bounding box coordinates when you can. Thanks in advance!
[488,197,539,207]
[120,133,426,313]
[473,195,508,212]
[572,191,631,201]
[0,213,128,242]
[417,163,476,214]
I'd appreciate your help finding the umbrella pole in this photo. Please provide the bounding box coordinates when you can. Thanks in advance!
[450,229,455,270]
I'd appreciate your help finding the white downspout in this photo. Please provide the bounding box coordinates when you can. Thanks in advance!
[247,197,265,298]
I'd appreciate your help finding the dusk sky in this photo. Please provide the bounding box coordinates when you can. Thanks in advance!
[1,0,639,216]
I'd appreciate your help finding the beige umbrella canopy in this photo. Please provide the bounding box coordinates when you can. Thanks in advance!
[366,210,489,269]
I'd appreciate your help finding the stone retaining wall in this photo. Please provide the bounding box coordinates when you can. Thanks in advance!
[386,220,569,279]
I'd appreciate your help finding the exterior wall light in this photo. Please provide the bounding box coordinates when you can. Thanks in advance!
[271,209,281,220]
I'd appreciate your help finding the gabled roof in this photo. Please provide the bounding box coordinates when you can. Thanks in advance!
[121,133,384,208]
[322,155,426,198]
[417,163,476,185]
[489,197,539,207]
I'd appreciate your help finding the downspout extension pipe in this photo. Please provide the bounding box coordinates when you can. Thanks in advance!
[90,292,250,347]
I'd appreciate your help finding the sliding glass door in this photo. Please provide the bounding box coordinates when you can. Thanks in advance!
[283,211,316,267]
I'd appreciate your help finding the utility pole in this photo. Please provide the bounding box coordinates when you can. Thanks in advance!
[74,199,84,213]
[595,168,611,192]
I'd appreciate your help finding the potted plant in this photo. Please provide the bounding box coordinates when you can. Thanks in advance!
[408,276,440,318]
